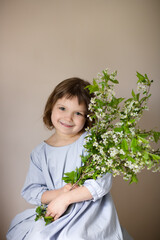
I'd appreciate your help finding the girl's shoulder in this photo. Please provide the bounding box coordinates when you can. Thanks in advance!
[77,131,88,146]
[30,142,46,156]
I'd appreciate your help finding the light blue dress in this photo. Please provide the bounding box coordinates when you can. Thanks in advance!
[6,132,133,240]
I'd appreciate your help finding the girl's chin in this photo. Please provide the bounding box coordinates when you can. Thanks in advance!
[57,128,83,136]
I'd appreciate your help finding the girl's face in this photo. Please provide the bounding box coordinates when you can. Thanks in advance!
[51,96,87,137]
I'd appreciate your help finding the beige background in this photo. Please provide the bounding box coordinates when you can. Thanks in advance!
[1,0,160,239]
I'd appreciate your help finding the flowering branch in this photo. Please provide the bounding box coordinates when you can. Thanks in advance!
[63,69,160,184]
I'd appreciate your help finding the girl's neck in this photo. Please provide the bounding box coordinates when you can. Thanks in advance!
[45,131,84,147]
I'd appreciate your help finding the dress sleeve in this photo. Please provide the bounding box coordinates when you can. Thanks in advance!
[83,173,112,202]
[21,150,48,206]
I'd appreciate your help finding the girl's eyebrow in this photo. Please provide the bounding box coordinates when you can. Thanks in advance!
[56,103,68,108]
[57,103,65,106]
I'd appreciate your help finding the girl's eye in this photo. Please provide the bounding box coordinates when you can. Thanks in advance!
[75,112,83,116]
[59,107,65,111]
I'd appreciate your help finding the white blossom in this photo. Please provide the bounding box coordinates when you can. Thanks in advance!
[120,149,125,155]
[130,128,135,136]
[93,142,98,147]
[109,147,119,157]
[101,167,106,172]
[137,82,147,92]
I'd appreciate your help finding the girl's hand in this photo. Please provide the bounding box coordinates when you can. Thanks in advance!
[62,183,72,192]
[45,193,70,221]
[46,185,92,221]
[62,183,79,193]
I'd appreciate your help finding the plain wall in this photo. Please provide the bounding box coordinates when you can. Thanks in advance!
[1,0,160,239]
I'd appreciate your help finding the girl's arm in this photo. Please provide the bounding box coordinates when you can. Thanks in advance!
[21,151,49,205]
[65,185,93,203]
[46,186,93,220]
[83,173,112,201]
[41,183,76,204]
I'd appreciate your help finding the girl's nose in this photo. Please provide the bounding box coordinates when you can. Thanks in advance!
[64,111,73,121]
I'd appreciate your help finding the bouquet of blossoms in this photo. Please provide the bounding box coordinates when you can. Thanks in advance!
[35,69,160,224]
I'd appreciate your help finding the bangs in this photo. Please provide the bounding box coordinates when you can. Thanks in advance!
[64,93,87,105]
[55,80,90,106]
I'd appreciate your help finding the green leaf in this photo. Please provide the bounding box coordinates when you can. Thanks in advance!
[114,127,123,132]
[138,132,150,138]
[144,74,149,80]
[136,93,140,101]
[35,215,40,221]
[128,156,135,163]
[124,126,130,134]
[62,167,82,184]
[153,131,160,143]
[36,206,43,215]
[121,139,129,151]
[44,216,54,225]
[130,174,138,184]
[143,151,149,160]
[131,138,138,152]
[131,91,140,101]
[117,97,125,104]
[138,136,149,144]
[62,171,76,184]
[125,98,133,104]
[35,205,48,223]
[119,154,126,160]
[132,90,136,98]
[102,70,109,78]
[149,153,160,161]
[110,79,119,84]
[86,79,99,93]
[136,72,145,82]
[128,119,136,124]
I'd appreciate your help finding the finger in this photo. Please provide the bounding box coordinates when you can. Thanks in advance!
[54,214,59,221]
[45,212,49,217]
[67,183,72,187]
[50,213,55,218]
[46,211,51,217]
[71,184,79,190]
[66,183,72,190]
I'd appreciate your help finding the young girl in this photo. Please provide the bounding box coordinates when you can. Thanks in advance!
[7,77,132,240]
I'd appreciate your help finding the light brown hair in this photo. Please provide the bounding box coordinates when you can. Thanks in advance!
[43,77,93,130]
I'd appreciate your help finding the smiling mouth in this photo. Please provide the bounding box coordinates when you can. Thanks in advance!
[60,121,74,128]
